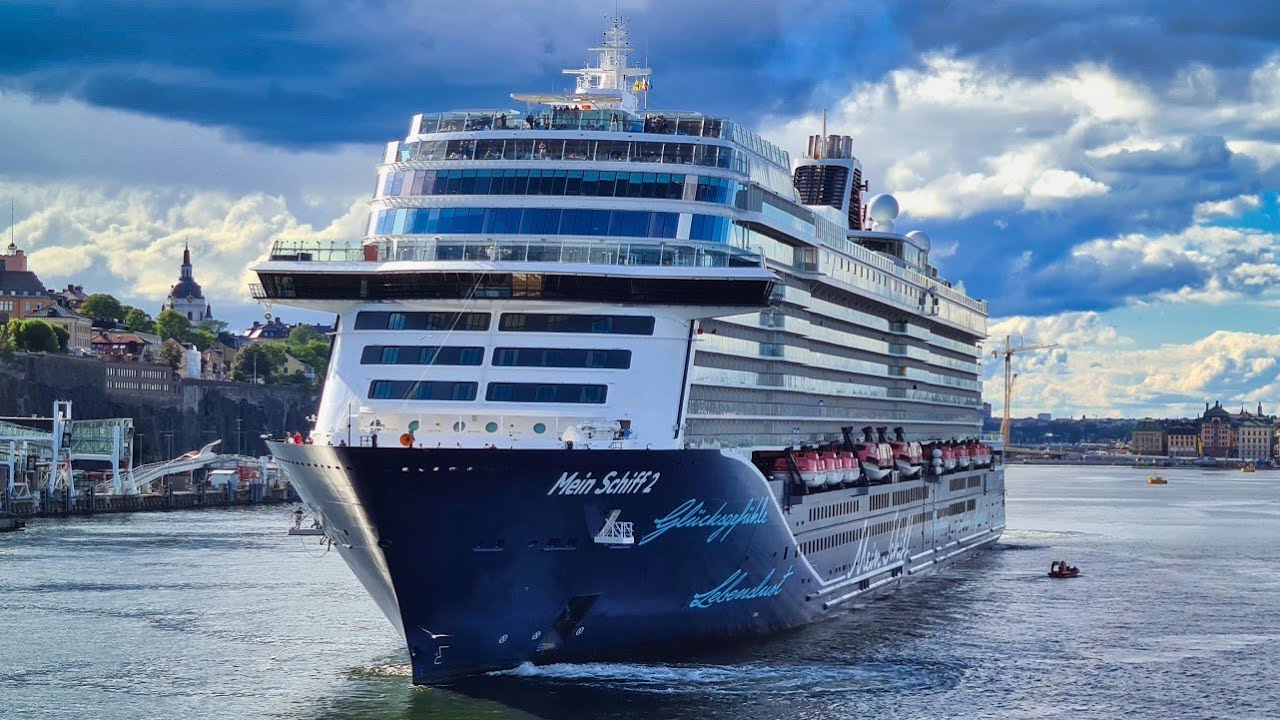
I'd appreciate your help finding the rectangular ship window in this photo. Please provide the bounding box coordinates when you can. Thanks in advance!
[498,313,654,335]
[361,345,486,366]
[484,383,609,404]
[354,311,491,331]
[367,380,478,401]
[491,348,631,369]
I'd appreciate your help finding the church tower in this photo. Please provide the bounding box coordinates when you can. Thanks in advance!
[163,243,213,322]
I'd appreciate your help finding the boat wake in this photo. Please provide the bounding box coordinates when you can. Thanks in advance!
[346,662,413,679]
[489,659,962,695]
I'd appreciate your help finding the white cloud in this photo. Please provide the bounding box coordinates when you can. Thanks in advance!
[758,54,1141,219]
[1027,169,1109,204]
[983,316,1280,419]
[4,181,368,324]
[0,93,376,329]
[1193,194,1261,222]
[0,92,373,224]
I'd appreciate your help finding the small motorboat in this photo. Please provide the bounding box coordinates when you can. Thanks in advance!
[1048,561,1080,579]
[1147,475,1167,485]
[1242,464,1256,473]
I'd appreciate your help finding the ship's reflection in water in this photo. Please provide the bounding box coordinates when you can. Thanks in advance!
[5,467,1279,720]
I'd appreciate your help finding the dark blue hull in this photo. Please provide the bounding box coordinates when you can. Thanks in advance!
[270,443,1003,684]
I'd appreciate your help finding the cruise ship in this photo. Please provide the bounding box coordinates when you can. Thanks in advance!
[255,19,1005,685]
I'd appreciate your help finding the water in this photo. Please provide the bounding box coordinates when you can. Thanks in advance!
[2,466,1277,719]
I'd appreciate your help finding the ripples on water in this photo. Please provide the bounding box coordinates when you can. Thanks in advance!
[1,467,1277,719]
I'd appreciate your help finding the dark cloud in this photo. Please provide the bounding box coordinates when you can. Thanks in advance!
[0,0,890,146]
[889,0,1280,84]
[3,0,1277,323]
[1094,135,1233,173]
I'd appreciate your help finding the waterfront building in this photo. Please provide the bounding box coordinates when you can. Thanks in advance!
[241,318,292,343]
[201,332,243,381]
[91,330,156,361]
[1166,423,1200,457]
[1237,405,1273,461]
[1131,418,1167,455]
[1199,401,1236,458]
[0,241,52,321]
[163,244,214,323]
[103,361,179,396]
[34,304,93,352]
[241,318,333,344]
[50,284,89,311]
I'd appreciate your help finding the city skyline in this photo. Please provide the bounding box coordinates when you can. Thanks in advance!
[1,1,1278,418]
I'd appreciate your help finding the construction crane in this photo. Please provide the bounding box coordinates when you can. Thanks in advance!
[992,335,1059,446]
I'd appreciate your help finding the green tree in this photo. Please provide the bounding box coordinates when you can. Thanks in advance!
[155,308,192,343]
[8,319,60,353]
[51,325,69,353]
[81,294,125,322]
[276,370,314,388]
[122,306,156,334]
[191,328,217,351]
[197,319,228,335]
[156,339,185,371]
[231,343,285,383]
[287,324,322,347]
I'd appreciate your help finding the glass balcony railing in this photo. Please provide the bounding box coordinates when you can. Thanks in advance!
[417,110,726,139]
[264,237,764,270]
[410,110,791,170]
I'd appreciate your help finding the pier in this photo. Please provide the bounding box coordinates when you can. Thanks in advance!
[0,400,295,521]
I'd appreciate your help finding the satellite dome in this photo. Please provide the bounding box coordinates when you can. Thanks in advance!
[867,194,900,223]
[905,230,932,252]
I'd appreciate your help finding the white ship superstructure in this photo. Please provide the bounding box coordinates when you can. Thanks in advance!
[255,18,1004,686]
[256,20,985,452]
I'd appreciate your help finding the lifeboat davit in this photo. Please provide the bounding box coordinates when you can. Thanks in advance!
[855,427,894,484]
[892,427,924,479]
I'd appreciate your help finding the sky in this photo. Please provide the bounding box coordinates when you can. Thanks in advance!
[1,0,1278,419]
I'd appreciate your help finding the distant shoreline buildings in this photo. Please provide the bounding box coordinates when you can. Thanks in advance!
[1132,401,1279,461]
[0,239,329,386]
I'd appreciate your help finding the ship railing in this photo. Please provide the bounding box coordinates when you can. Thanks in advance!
[416,110,729,139]
[265,237,764,269]
[410,111,790,170]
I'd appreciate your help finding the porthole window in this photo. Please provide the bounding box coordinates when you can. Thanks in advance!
[533,422,547,434]
[452,421,466,432]
[485,422,499,433]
